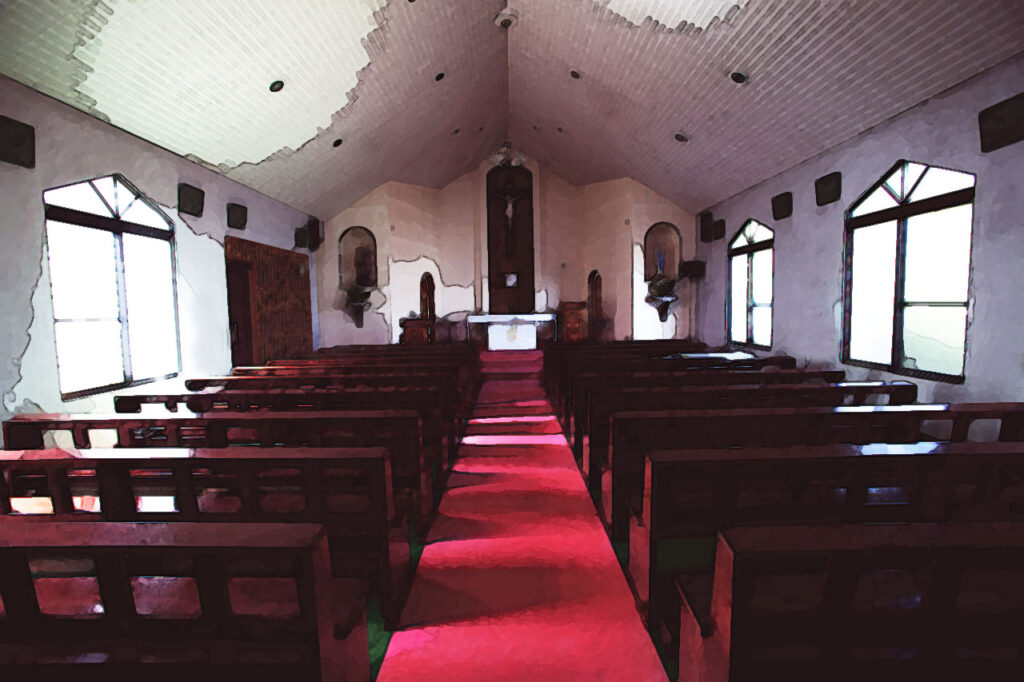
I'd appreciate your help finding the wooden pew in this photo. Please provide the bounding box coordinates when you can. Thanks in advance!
[593,383,920,538]
[2,410,433,530]
[0,519,368,680]
[1,446,412,624]
[541,339,707,392]
[678,522,1024,682]
[566,368,846,443]
[635,441,1024,671]
[569,368,848,460]
[553,353,797,424]
[114,385,458,484]
[225,365,479,437]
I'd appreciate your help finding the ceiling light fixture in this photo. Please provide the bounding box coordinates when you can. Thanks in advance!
[674,133,689,142]
[730,71,748,84]
[333,138,343,147]
[452,128,460,135]
[269,80,284,92]
[557,126,564,133]
[435,72,445,81]
[570,70,581,80]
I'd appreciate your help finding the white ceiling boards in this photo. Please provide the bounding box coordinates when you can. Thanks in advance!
[1,0,1021,218]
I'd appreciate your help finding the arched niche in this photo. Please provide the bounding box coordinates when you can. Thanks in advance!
[643,222,681,281]
[420,272,436,320]
[338,226,377,290]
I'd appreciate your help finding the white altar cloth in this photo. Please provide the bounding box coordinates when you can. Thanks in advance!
[466,313,557,350]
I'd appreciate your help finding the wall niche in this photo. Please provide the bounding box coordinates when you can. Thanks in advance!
[338,226,378,327]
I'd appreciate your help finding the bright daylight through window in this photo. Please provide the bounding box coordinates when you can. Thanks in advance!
[844,160,975,382]
[728,219,774,348]
[43,175,180,399]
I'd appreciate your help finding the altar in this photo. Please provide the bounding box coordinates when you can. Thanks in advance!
[466,313,557,350]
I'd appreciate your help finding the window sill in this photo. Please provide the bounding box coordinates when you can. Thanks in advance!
[841,358,965,385]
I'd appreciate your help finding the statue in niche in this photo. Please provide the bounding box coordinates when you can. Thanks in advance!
[646,247,678,322]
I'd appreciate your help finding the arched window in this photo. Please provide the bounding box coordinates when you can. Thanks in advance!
[587,269,603,340]
[843,160,975,381]
[727,220,774,347]
[42,174,179,398]
[420,272,436,320]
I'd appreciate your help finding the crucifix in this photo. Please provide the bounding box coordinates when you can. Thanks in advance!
[497,185,525,259]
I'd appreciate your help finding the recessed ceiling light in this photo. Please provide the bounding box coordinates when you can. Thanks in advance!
[452,128,460,135]
[435,72,445,81]
[570,70,581,80]
[269,80,284,92]
[332,138,343,147]
[730,71,748,84]
[674,133,688,142]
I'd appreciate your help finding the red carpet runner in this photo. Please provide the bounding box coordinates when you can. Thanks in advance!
[377,350,668,681]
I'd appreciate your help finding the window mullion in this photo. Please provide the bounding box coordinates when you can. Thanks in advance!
[113,232,133,383]
[891,217,908,370]
[746,253,755,344]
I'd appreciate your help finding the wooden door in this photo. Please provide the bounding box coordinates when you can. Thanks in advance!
[225,259,255,367]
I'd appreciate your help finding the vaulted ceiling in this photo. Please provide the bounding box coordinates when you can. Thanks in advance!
[2,0,1022,219]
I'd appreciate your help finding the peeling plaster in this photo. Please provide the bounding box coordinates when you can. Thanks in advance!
[388,256,474,344]
[599,0,748,33]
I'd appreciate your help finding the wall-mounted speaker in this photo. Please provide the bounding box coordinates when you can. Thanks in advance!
[226,202,247,230]
[814,172,842,206]
[178,183,205,217]
[0,115,35,169]
[979,91,1024,153]
[679,260,706,280]
[712,219,726,241]
[771,191,793,220]
[294,216,323,251]
[699,211,714,243]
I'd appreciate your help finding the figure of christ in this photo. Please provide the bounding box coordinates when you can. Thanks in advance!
[496,186,525,259]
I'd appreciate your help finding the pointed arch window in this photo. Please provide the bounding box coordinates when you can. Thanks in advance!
[843,160,975,382]
[727,220,774,348]
[42,174,180,399]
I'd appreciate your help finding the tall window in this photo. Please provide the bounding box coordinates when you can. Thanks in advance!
[843,160,975,382]
[727,220,774,347]
[43,175,180,399]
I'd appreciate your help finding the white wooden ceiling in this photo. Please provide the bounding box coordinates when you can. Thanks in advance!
[1,0,1022,219]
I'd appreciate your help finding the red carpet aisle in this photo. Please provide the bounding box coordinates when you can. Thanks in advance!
[377,351,668,681]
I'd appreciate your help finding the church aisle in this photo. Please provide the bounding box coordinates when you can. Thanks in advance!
[376,351,668,681]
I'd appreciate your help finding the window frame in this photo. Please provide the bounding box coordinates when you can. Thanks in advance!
[726,219,775,350]
[841,160,975,384]
[43,174,182,400]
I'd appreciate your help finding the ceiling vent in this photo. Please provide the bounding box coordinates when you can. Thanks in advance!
[495,8,519,29]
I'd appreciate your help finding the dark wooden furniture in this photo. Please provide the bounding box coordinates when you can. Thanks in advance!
[608,402,1024,546]
[1,446,412,624]
[0,519,368,680]
[635,441,1024,670]
[2,410,432,529]
[556,301,587,342]
[679,522,1024,681]
[398,318,434,345]
[589,382,917,539]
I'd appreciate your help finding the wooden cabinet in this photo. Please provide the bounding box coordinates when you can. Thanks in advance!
[557,302,587,343]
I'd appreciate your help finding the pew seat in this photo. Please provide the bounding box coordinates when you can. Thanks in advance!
[678,522,1024,682]
[0,519,369,681]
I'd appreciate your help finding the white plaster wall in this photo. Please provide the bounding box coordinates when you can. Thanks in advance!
[696,55,1024,403]
[0,76,311,444]
[316,160,694,346]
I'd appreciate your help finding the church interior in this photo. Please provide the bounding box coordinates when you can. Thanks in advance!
[0,0,1023,679]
